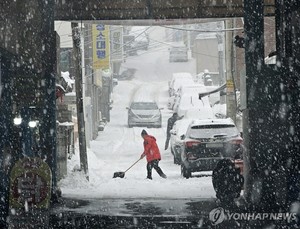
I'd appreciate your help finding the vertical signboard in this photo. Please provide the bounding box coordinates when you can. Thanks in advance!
[92,24,110,69]
[110,26,123,62]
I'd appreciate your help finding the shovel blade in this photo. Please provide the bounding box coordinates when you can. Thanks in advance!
[113,171,125,178]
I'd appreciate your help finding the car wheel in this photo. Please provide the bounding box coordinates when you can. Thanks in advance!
[181,164,191,179]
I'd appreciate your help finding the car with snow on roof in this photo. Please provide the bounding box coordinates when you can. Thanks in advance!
[180,118,243,178]
[168,72,194,97]
[173,91,215,118]
[126,101,162,128]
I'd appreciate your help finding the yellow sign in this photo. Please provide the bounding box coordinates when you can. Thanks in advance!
[226,80,234,93]
[92,24,110,69]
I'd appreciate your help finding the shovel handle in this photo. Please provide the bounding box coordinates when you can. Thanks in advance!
[124,158,142,173]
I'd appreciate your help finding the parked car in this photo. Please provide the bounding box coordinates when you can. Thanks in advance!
[169,45,188,62]
[173,92,214,118]
[167,96,176,110]
[172,83,207,111]
[127,101,162,128]
[181,118,243,178]
[168,72,194,97]
[170,119,193,165]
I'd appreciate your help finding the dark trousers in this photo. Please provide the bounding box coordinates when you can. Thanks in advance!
[165,134,170,150]
[147,159,165,178]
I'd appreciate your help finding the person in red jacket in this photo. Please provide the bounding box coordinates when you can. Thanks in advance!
[140,129,167,180]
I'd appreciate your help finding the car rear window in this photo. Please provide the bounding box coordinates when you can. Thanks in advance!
[187,124,239,139]
[191,124,235,129]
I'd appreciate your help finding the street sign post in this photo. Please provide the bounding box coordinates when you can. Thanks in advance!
[8,157,52,229]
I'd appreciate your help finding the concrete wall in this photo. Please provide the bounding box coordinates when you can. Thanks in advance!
[54,21,72,48]
[56,124,74,181]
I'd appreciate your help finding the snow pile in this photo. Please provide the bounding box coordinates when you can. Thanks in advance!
[61,71,74,88]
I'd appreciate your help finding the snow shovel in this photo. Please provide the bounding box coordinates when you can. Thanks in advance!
[113,158,142,178]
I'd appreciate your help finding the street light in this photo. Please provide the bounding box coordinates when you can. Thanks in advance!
[13,117,22,125]
[28,120,38,128]
[13,116,38,128]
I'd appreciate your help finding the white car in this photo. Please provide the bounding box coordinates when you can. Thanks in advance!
[127,101,162,128]
[168,72,194,97]
[170,118,193,164]
[174,92,214,118]
[183,107,215,120]
[169,107,216,165]
[167,96,176,110]
[172,83,207,111]
[181,118,243,178]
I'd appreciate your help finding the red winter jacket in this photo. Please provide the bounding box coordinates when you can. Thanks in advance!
[142,135,161,162]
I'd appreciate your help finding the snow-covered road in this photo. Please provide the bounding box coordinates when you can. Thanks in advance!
[60,79,215,200]
[59,26,216,200]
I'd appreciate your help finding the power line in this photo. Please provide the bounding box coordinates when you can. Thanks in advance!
[61,25,222,77]
[160,25,244,33]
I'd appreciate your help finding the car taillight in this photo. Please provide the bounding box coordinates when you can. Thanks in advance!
[185,140,201,148]
[229,139,243,145]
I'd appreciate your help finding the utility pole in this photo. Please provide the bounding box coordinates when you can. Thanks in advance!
[217,21,225,104]
[225,19,237,123]
[71,22,89,180]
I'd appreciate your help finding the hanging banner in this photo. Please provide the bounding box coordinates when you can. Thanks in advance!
[92,24,110,69]
[110,26,123,62]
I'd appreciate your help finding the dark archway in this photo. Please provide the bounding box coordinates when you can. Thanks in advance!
[1,1,300,227]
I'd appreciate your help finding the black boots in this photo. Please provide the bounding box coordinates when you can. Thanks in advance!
[156,168,167,179]
[147,172,152,180]
[160,173,167,179]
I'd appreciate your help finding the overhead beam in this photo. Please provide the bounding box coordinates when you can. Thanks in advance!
[54,0,275,22]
